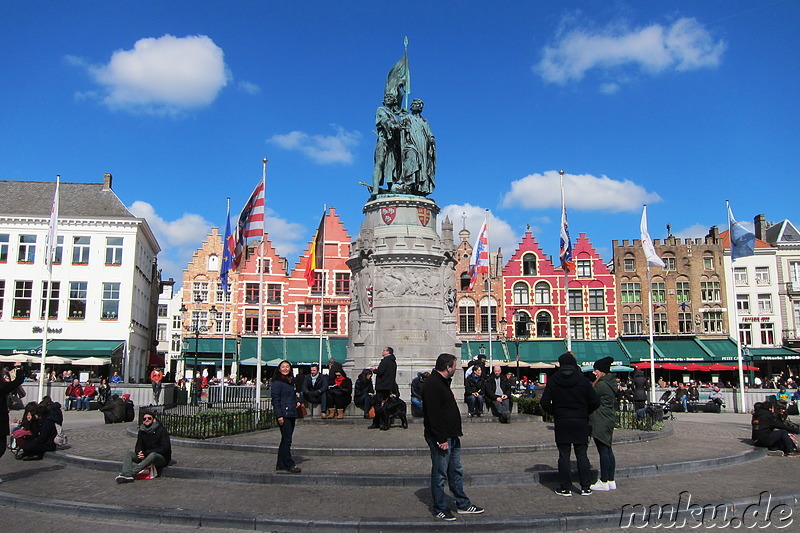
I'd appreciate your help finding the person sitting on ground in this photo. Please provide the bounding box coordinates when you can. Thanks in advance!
[325,369,352,419]
[100,394,126,424]
[301,363,328,417]
[122,394,135,422]
[464,364,485,417]
[410,371,429,416]
[77,380,96,411]
[18,404,58,460]
[778,387,790,402]
[751,400,800,456]
[39,395,63,425]
[115,410,172,483]
[484,365,512,423]
[354,369,375,419]
[64,378,82,411]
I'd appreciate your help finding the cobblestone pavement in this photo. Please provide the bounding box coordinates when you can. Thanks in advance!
[1,409,798,531]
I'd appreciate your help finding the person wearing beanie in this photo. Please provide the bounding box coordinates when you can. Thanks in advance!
[541,352,601,497]
[589,357,617,492]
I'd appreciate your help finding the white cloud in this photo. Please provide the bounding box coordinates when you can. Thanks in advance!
[439,204,520,259]
[673,223,710,240]
[261,208,306,257]
[238,80,261,95]
[268,125,360,164]
[501,170,661,213]
[535,17,725,90]
[77,34,228,114]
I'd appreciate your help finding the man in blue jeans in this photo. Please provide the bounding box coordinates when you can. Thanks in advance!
[421,353,485,521]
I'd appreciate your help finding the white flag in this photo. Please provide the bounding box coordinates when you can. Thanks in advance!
[640,205,664,268]
[45,176,60,271]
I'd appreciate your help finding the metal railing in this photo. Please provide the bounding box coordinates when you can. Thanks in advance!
[616,401,663,431]
[140,403,276,439]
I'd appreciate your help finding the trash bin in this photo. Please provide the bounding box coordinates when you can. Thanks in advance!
[176,389,188,405]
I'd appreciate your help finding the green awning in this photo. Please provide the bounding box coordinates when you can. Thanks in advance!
[655,339,713,361]
[519,340,568,364]
[570,341,628,365]
[618,339,663,361]
[697,338,737,360]
[239,337,348,365]
[47,340,124,358]
[0,339,45,355]
[747,347,800,361]
[181,338,237,356]
[460,341,509,361]
[620,337,719,363]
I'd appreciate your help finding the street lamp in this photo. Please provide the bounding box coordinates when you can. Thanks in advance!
[742,344,754,385]
[180,296,217,404]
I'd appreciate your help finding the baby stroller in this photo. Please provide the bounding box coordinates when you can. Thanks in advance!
[653,390,675,420]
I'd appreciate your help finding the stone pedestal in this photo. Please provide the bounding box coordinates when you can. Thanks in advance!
[346,195,460,395]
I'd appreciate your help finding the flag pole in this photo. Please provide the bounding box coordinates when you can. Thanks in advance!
[220,197,230,406]
[729,200,747,412]
[38,175,59,400]
[646,264,657,404]
[485,210,493,369]
[561,171,572,353]
[318,205,327,369]
[255,159,267,410]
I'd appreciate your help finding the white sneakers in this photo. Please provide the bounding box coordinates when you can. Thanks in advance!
[590,480,617,491]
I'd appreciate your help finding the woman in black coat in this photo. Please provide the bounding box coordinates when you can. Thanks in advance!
[632,369,648,410]
[353,369,375,418]
[270,360,301,473]
[326,368,353,419]
[1,364,27,462]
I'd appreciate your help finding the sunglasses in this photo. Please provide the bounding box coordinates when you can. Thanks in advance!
[143,416,154,421]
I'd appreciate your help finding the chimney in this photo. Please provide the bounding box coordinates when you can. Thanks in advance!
[102,173,113,191]
[754,214,767,241]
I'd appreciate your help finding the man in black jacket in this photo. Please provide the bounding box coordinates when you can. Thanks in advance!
[751,400,800,455]
[422,353,484,521]
[1,363,28,467]
[484,365,512,423]
[541,352,601,496]
[115,410,172,483]
[369,347,398,429]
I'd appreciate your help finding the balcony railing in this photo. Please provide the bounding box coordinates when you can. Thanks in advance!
[787,281,800,295]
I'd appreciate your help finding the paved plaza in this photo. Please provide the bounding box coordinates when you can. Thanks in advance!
[1,408,799,531]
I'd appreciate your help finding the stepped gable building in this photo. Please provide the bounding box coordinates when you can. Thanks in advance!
[612,227,728,339]
[761,216,800,351]
[0,174,161,381]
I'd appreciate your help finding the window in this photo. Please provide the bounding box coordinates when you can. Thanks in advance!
[622,313,643,335]
[736,294,750,313]
[588,289,605,311]
[590,317,606,340]
[298,305,314,330]
[171,339,181,352]
[662,256,676,271]
[535,311,552,337]
[40,281,60,319]
[458,300,476,333]
[534,282,551,305]
[267,309,281,333]
[700,281,721,302]
[214,311,231,334]
[761,323,775,344]
[653,312,668,334]
[522,254,537,276]
[323,305,337,332]
[105,237,123,265]
[71,236,90,264]
[480,303,497,334]
[702,311,724,333]
[733,267,748,286]
[311,272,323,295]
[755,267,770,285]
[207,254,219,271]
[676,281,691,303]
[459,272,472,291]
[513,282,529,305]
[157,324,167,342]
[623,257,635,272]
[568,289,582,312]
[514,311,531,337]
[569,317,584,340]
[245,283,260,304]
[621,282,641,304]
[18,235,36,263]
[678,312,693,334]
[267,283,282,304]
[13,281,33,318]
[52,236,64,264]
[757,294,773,314]
[0,234,8,262]
[576,260,592,278]
[68,282,87,319]
[335,273,350,296]
[192,282,209,303]
[651,282,666,304]
[157,304,168,317]
[244,310,259,334]
[216,284,232,303]
[101,282,120,319]
[703,254,714,271]
[172,315,182,329]
[739,323,752,345]
[0,280,4,318]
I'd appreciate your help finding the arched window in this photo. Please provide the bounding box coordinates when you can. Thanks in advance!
[522,253,537,276]
[207,254,220,271]
[513,282,529,305]
[458,298,476,334]
[534,281,551,305]
[536,311,552,337]
[460,272,472,291]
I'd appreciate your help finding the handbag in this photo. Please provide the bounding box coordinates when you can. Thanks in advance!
[368,406,376,419]
[296,404,307,419]
[135,465,159,480]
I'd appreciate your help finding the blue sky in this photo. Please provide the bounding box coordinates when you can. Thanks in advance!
[1,1,798,282]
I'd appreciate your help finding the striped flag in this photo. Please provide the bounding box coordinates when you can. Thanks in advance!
[45,176,60,272]
[640,205,665,268]
[559,173,574,271]
[232,179,266,269]
[304,210,326,286]
[728,204,755,261]
[468,220,489,290]
[220,199,234,292]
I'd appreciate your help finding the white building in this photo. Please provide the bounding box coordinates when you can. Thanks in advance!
[762,217,800,350]
[155,277,184,378]
[0,174,160,381]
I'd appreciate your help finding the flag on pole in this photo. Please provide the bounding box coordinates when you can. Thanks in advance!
[304,210,326,286]
[220,199,234,292]
[640,205,665,268]
[468,220,489,290]
[45,176,60,272]
[728,204,756,261]
[232,179,266,269]
[559,175,574,271]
